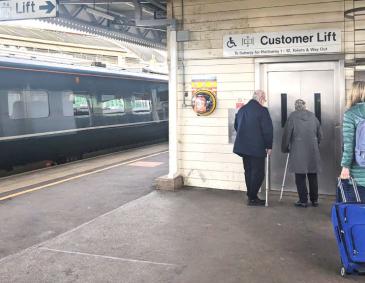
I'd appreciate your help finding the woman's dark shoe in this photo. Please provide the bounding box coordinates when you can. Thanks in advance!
[311,201,319,207]
[294,201,308,208]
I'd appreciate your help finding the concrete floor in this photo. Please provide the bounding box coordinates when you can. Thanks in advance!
[0,146,168,259]
[0,143,168,196]
[0,185,363,282]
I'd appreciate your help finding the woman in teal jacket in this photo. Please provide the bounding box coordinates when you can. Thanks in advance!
[340,81,365,188]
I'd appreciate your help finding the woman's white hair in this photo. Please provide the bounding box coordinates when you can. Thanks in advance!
[295,99,306,111]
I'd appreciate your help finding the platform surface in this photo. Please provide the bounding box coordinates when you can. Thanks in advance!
[0,143,168,196]
[1,170,363,282]
[0,144,168,259]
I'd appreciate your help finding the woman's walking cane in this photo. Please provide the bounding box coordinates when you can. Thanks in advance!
[279,154,290,201]
[265,153,270,207]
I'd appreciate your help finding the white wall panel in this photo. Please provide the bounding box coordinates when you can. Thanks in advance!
[180,152,241,163]
[180,134,228,144]
[178,64,254,74]
[180,126,228,135]
[180,143,234,154]
[182,169,244,183]
[177,2,343,22]
[170,0,347,191]
[183,13,343,32]
[175,0,340,10]
[180,160,243,172]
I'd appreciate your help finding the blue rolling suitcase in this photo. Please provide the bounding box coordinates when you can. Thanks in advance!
[331,178,365,276]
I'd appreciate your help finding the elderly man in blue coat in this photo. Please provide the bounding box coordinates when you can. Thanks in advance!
[234,90,273,206]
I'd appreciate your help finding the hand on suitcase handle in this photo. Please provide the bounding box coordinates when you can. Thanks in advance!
[340,167,350,179]
[337,177,362,203]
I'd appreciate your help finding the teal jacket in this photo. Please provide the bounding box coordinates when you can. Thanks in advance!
[341,102,365,186]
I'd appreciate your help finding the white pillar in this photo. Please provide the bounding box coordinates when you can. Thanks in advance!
[168,27,178,179]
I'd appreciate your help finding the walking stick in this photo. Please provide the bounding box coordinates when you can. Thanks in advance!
[279,154,290,201]
[265,153,270,207]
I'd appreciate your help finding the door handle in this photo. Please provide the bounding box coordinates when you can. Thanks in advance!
[281,93,287,128]
[314,93,321,124]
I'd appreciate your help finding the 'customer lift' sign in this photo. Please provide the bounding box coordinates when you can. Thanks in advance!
[223,29,341,57]
[0,0,57,21]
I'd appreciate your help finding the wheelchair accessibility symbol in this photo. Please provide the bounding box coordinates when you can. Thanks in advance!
[226,37,237,48]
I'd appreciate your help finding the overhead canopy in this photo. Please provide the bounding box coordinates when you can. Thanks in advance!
[49,0,170,49]
[0,1,169,72]
[0,24,167,72]
[0,25,125,50]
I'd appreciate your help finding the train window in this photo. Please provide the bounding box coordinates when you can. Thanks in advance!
[132,94,151,113]
[27,91,49,118]
[8,90,49,119]
[8,92,26,119]
[73,94,90,116]
[62,92,74,117]
[159,101,169,120]
[102,98,125,115]
[156,85,168,120]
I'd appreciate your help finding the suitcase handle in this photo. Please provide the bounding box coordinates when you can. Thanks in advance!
[352,179,361,203]
[337,177,361,203]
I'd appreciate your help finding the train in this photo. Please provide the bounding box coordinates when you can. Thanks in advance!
[0,57,168,170]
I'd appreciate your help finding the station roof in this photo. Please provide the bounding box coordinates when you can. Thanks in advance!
[0,1,168,73]
[0,23,167,73]
[0,25,124,51]
[49,0,169,49]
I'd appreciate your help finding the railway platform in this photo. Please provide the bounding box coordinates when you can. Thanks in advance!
[0,146,362,283]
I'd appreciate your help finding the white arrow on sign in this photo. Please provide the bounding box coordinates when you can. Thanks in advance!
[0,0,57,21]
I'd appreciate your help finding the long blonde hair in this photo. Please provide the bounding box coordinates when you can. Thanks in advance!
[348,81,365,108]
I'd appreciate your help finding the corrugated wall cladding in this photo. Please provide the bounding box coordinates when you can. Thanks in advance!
[169,0,353,190]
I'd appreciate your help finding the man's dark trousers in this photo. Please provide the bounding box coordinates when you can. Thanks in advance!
[242,155,265,200]
[295,173,318,203]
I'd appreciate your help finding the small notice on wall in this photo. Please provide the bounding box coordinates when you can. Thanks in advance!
[229,99,246,143]
[228,109,236,144]
[191,76,217,94]
[223,29,341,57]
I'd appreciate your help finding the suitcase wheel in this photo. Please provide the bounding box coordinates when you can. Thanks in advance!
[340,266,352,277]
[340,266,346,277]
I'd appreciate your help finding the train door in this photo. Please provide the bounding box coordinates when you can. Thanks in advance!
[260,61,342,195]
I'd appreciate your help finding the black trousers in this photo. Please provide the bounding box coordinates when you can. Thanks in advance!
[242,155,265,200]
[295,173,318,203]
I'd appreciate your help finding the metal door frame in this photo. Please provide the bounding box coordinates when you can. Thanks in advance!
[255,55,345,119]
[254,55,345,195]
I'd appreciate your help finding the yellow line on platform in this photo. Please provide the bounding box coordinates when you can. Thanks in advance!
[0,151,168,202]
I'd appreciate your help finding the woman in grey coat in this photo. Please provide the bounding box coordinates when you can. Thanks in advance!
[282,99,323,207]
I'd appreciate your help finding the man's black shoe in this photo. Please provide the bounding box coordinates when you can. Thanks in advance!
[311,201,319,207]
[294,201,308,208]
[247,198,265,206]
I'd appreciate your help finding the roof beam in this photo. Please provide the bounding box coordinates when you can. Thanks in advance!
[85,7,115,21]
[56,0,168,48]
[43,17,165,49]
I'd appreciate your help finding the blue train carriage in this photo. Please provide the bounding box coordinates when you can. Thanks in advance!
[0,57,169,170]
